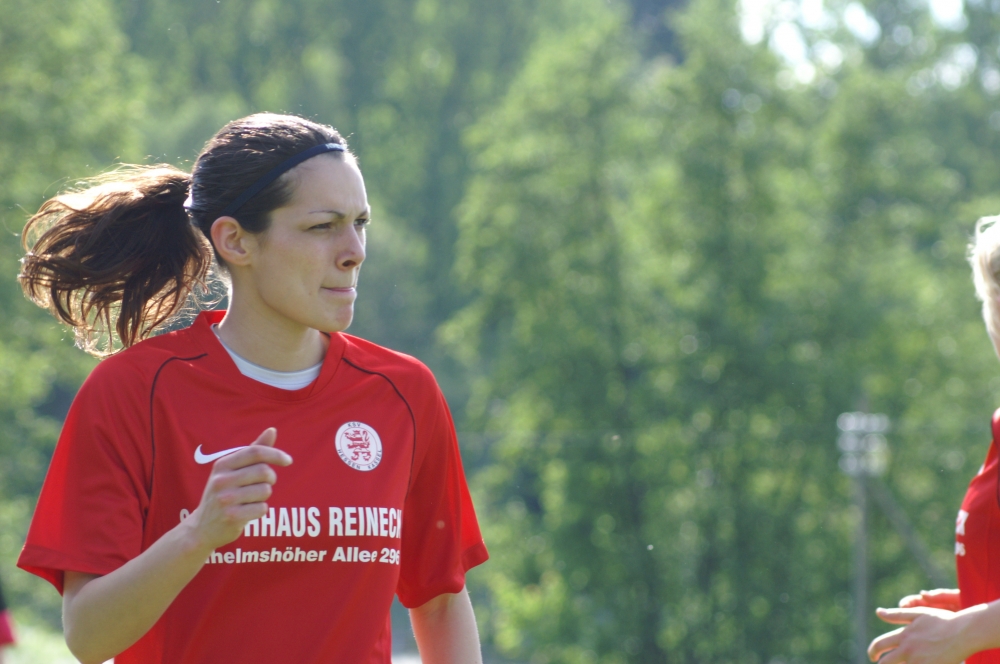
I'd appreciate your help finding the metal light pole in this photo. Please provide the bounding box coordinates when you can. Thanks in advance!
[837,412,890,664]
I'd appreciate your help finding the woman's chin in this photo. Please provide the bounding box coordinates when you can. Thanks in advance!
[313,307,354,334]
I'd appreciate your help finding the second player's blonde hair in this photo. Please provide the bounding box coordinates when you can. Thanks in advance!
[970,216,1000,357]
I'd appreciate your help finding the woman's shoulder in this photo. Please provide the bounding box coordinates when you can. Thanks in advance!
[84,322,209,393]
[338,333,438,389]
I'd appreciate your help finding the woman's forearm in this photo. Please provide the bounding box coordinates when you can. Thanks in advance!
[63,520,212,664]
[63,431,288,664]
[958,600,1000,655]
[410,586,483,664]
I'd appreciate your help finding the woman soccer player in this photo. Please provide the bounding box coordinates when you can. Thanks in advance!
[867,216,1000,664]
[16,113,488,664]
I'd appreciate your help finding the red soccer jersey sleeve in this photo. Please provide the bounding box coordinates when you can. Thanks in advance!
[389,362,488,608]
[18,355,153,593]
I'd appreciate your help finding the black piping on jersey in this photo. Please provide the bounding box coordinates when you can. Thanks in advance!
[342,357,418,495]
[148,354,208,501]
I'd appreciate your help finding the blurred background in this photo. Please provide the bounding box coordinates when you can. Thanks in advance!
[1,0,998,661]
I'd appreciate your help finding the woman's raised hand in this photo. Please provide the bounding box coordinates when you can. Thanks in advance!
[897,589,962,612]
[60,428,292,664]
[184,428,292,552]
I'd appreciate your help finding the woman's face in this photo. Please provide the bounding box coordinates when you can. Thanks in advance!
[237,154,369,334]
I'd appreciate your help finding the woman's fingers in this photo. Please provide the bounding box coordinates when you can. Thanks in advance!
[923,589,959,597]
[221,501,271,525]
[215,442,291,472]
[212,428,291,472]
[876,608,923,625]
[226,463,278,490]
[204,465,274,498]
[869,627,904,661]
[219,481,273,508]
[920,589,961,611]
[897,589,960,611]
[251,427,278,447]
[899,594,926,608]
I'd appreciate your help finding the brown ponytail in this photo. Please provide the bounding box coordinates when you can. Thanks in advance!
[18,113,347,357]
[19,167,210,356]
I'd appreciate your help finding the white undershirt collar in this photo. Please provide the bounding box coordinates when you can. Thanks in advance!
[213,325,323,391]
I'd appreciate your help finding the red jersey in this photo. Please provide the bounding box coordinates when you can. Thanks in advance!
[18,310,488,664]
[956,409,1000,664]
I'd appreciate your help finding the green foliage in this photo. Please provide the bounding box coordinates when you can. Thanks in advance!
[449,0,1000,661]
[109,0,548,398]
[0,0,144,624]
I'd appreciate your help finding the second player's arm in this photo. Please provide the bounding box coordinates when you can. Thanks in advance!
[869,599,1000,663]
[62,429,289,664]
[957,601,1000,657]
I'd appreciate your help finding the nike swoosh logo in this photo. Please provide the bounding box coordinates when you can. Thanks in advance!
[194,445,248,464]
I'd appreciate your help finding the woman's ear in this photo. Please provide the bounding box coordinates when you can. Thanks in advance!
[211,217,255,266]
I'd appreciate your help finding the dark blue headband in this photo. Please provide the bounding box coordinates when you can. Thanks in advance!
[218,142,346,218]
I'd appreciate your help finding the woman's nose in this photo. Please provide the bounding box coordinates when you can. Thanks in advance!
[338,227,366,270]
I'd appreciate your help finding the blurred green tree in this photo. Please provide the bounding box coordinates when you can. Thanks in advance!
[0,0,146,625]
[106,0,556,401]
[447,0,1000,661]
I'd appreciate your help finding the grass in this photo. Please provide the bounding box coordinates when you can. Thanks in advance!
[0,613,424,664]
[0,619,423,664]
[4,619,76,664]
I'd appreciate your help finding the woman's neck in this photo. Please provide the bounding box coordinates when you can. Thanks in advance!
[215,298,327,372]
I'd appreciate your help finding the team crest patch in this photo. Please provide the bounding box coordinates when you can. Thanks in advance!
[335,422,383,471]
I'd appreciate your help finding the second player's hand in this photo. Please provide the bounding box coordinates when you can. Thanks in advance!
[183,427,292,552]
[898,589,962,612]
[868,607,970,664]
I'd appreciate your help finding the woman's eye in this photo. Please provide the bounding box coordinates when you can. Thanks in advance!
[355,217,370,227]
[309,222,333,230]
